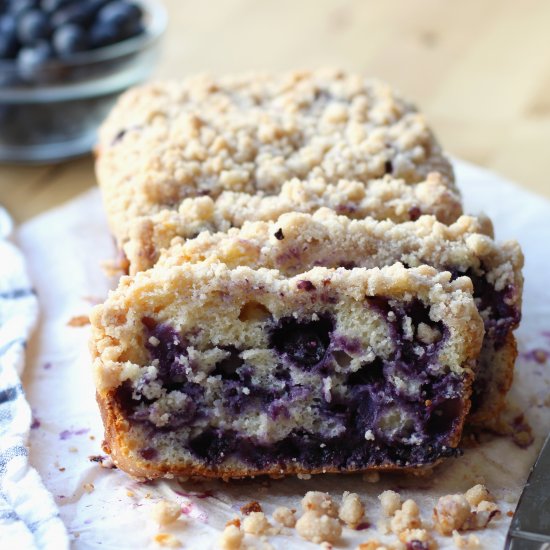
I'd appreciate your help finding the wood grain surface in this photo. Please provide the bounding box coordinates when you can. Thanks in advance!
[1,0,549,222]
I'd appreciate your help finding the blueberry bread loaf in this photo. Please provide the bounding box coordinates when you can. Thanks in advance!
[90,263,483,480]
[96,69,458,272]
[159,210,523,428]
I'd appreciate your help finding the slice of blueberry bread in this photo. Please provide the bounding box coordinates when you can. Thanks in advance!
[95,69,457,272]
[90,263,483,480]
[158,210,524,429]
[124,172,461,273]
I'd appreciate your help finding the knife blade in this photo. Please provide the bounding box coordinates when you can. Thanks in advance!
[505,433,550,549]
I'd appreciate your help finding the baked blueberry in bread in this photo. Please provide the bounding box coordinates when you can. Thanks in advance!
[90,263,483,480]
[95,69,457,272]
[158,210,523,428]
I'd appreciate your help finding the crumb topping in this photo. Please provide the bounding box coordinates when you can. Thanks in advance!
[339,491,365,527]
[295,510,342,544]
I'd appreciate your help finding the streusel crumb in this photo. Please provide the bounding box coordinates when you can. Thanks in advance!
[153,533,182,548]
[433,495,471,535]
[242,511,271,535]
[390,499,421,534]
[301,491,338,517]
[379,490,402,517]
[219,524,244,550]
[464,485,493,507]
[452,530,480,549]
[339,491,365,527]
[399,528,436,549]
[240,501,262,515]
[272,506,296,527]
[295,511,342,544]
[151,500,182,526]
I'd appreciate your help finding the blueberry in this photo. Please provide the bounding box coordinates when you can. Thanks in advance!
[17,40,52,80]
[8,0,38,17]
[40,0,72,12]
[0,15,18,59]
[17,9,50,44]
[96,0,143,39]
[270,316,333,369]
[52,23,87,56]
[51,1,102,27]
[89,19,119,48]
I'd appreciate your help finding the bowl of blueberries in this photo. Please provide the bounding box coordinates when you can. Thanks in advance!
[0,0,166,163]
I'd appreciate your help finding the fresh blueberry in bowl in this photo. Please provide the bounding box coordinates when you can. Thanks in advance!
[0,0,166,163]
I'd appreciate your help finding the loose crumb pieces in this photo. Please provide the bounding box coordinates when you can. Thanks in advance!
[151,500,182,527]
[240,500,263,515]
[272,506,296,527]
[295,510,342,544]
[219,524,244,550]
[153,533,182,548]
[226,518,241,528]
[242,511,271,535]
[399,528,436,549]
[433,487,500,535]
[67,315,90,327]
[83,483,94,494]
[301,491,338,517]
[126,491,135,497]
[390,499,421,534]
[68,446,78,453]
[339,491,365,528]
[433,495,471,535]
[452,530,480,549]
[464,485,493,507]
[379,490,402,517]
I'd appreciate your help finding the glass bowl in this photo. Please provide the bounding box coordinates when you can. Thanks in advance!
[0,0,167,164]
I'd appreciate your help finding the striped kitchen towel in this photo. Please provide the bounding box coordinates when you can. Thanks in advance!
[0,207,69,549]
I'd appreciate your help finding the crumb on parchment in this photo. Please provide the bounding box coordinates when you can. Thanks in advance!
[240,501,262,515]
[339,491,365,527]
[390,499,421,534]
[151,500,182,527]
[153,533,182,547]
[242,511,271,535]
[379,490,402,517]
[452,530,480,548]
[301,491,338,517]
[219,524,244,550]
[295,510,342,544]
[67,315,90,327]
[272,506,296,527]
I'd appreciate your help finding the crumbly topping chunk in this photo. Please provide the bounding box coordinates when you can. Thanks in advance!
[301,491,339,517]
[464,485,493,507]
[295,510,342,544]
[242,511,272,535]
[151,500,182,526]
[433,495,472,535]
[379,490,402,517]
[452,530,480,548]
[153,533,182,548]
[219,524,244,550]
[339,491,365,527]
[272,506,296,527]
[390,499,422,534]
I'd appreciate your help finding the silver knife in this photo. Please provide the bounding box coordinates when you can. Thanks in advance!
[505,433,550,549]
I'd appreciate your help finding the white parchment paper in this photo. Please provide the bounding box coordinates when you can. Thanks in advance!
[17,159,550,549]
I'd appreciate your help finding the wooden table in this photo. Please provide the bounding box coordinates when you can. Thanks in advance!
[1,0,549,222]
